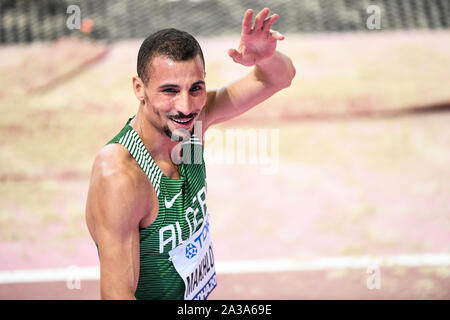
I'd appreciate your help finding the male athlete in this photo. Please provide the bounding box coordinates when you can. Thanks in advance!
[85,8,295,300]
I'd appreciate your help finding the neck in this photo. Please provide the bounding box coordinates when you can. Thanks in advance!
[130,104,179,165]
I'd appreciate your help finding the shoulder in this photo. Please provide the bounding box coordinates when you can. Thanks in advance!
[92,143,135,180]
[87,143,151,228]
[90,144,140,193]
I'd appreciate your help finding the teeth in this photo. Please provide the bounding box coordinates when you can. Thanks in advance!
[172,118,191,124]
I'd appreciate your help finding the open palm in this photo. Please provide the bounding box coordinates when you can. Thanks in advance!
[228,8,285,66]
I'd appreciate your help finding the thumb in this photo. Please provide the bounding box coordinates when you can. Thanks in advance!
[228,49,242,63]
[270,29,285,41]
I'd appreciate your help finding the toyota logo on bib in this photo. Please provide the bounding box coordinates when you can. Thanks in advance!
[185,243,198,259]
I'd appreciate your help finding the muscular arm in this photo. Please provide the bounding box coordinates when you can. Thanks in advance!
[201,8,296,130]
[203,51,295,128]
[86,145,144,300]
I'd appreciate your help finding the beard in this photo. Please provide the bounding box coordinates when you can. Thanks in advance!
[162,125,174,140]
[162,123,195,142]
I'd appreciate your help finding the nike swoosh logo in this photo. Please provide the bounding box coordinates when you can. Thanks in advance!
[164,190,182,209]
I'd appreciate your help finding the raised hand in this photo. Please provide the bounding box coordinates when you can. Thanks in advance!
[228,8,285,67]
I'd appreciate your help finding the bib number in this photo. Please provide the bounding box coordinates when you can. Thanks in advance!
[168,215,217,300]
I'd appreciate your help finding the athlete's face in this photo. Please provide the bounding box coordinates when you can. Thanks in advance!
[135,54,207,140]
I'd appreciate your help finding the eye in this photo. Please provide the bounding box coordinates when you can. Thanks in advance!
[162,88,178,93]
[190,85,203,92]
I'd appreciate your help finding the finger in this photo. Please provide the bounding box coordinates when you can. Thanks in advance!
[228,49,243,63]
[242,9,253,35]
[270,30,285,41]
[253,8,270,31]
[263,14,279,33]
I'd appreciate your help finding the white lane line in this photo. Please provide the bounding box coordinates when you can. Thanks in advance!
[215,253,450,274]
[0,253,449,284]
[0,266,99,284]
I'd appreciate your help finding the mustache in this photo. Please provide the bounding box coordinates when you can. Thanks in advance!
[167,112,199,119]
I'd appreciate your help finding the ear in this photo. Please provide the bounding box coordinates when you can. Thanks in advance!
[132,76,146,102]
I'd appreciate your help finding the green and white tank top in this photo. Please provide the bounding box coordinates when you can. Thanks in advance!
[106,116,216,300]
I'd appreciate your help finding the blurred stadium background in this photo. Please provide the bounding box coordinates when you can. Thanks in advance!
[0,0,449,299]
[1,0,450,42]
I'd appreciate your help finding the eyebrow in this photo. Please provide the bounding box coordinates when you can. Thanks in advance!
[158,80,205,90]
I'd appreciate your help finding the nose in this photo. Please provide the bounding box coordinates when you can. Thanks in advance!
[174,91,194,117]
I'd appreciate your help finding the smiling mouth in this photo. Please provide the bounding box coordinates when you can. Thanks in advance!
[168,113,198,127]
[170,117,194,124]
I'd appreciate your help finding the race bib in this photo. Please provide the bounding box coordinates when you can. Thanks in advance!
[168,214,217,300]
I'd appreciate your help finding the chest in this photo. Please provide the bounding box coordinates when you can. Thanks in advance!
[138,160,207,233]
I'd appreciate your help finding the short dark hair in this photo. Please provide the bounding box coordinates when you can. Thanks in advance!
[137,28,205,84]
